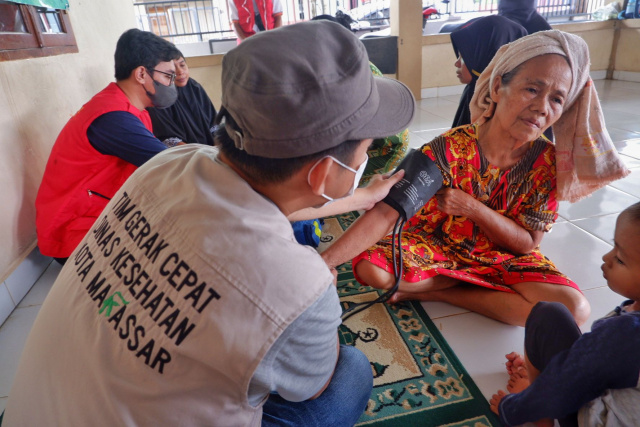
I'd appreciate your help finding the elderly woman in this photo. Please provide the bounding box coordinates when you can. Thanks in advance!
[322,31,629,327]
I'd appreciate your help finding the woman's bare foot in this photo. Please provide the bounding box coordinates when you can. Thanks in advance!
[388,289,440,303]
[387,276,459,303]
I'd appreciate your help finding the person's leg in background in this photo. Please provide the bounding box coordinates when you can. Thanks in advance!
[262,345,373,427]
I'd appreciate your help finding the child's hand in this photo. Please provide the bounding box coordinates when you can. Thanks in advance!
[490,389,507,415]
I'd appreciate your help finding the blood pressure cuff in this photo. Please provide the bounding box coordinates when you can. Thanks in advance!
[383,149,444,220]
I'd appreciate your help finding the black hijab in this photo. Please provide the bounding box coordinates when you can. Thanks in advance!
[498,0,552,34]
[148,78,217,146]
[450,15,528,128]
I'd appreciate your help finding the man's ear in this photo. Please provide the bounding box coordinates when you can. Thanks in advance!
[132,66,147,85]
[490,74,503,103]
[306,157,333,196]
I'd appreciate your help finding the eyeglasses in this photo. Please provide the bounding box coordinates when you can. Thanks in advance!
[147,67,176,86]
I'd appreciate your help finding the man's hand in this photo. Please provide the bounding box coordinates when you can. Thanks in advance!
[330,267,338,286]
[287,170,405,222]
[356,169,405,211]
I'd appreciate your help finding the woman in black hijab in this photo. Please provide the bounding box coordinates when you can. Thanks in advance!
[148,55,218,146]
[450,15,527,128]
[498,0,552,35]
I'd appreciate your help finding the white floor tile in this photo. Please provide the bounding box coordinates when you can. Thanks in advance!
[435,311,525,401]
[4,248,51,308]
[539,222,612,291]
[617,138,640,159]
[409,128,448,148]
[607,128,640,144]
[17,262,62,309]
[618,153,640,169]
[421,300,470,319]
[0,284,15,329]
[0,305,40,398]
[439,94,462,104]
[408,108,453,132]
[602,109,640,126]
[608,168,640,198]
[571,213,618,245]
[407,131,432,149]
[557,186,639,221]
[581,286,625,332]
[417,98,459,119]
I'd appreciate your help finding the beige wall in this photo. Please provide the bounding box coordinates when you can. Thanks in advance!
[615,20,640,72]
[554,21,616,71]
[0,0,137,281]
[421,33,460,89]
[187,20,640,116]
[185,55,224,108]
[420,21,619,90]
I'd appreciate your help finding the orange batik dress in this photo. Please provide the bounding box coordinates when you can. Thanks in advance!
[353,124,579,293]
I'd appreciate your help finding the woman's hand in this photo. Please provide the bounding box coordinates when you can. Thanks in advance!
[435,187,479,218]
[435,187,543,255]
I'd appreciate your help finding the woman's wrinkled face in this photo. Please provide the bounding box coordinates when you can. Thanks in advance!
[454,55,473,85]
[174,57,190,87]
[491,54,572,143]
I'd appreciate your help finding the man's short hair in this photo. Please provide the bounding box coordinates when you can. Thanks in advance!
[215,108,362,185]
[114,29,182,81]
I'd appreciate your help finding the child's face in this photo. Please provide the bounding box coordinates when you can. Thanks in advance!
[601,213,640,301]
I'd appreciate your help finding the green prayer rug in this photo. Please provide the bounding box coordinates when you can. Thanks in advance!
[319,212,501,427]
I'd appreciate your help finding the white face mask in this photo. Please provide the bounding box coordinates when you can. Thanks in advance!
[308,155,368,206]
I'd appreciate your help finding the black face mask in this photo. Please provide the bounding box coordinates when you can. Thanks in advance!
[145,79,178,109]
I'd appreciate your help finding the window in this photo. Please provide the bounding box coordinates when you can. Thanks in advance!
[0,0,77,61]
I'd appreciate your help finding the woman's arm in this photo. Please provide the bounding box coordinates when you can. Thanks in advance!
[321,202,400,268]
[435,188,543,254]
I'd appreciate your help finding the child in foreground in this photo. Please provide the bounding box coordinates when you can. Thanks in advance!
[490,201,640,426]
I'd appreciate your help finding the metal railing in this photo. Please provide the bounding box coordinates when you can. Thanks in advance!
[134,0,606,43]
[450,0,604,21]
[134,0,234,43]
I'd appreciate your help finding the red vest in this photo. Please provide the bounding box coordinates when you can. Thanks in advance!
[35,83,152,258]
[233,0,276,37]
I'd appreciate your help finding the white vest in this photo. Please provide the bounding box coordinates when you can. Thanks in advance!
[5,145,333,426]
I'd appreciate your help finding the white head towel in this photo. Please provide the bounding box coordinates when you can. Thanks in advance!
[469,30,629,202]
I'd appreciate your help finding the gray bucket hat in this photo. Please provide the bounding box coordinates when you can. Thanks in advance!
[220,20,416,159]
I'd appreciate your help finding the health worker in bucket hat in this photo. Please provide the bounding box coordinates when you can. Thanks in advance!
[210,20,415,425]
[3,20,416,427]
[218,19,417,221]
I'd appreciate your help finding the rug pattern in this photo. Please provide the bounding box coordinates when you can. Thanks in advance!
[319,212,500,427]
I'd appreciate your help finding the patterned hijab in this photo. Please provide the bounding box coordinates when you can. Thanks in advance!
[469,30,629,202]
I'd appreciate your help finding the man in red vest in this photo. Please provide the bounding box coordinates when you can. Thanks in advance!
[229,0,283,41]
[35,29,182,265]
